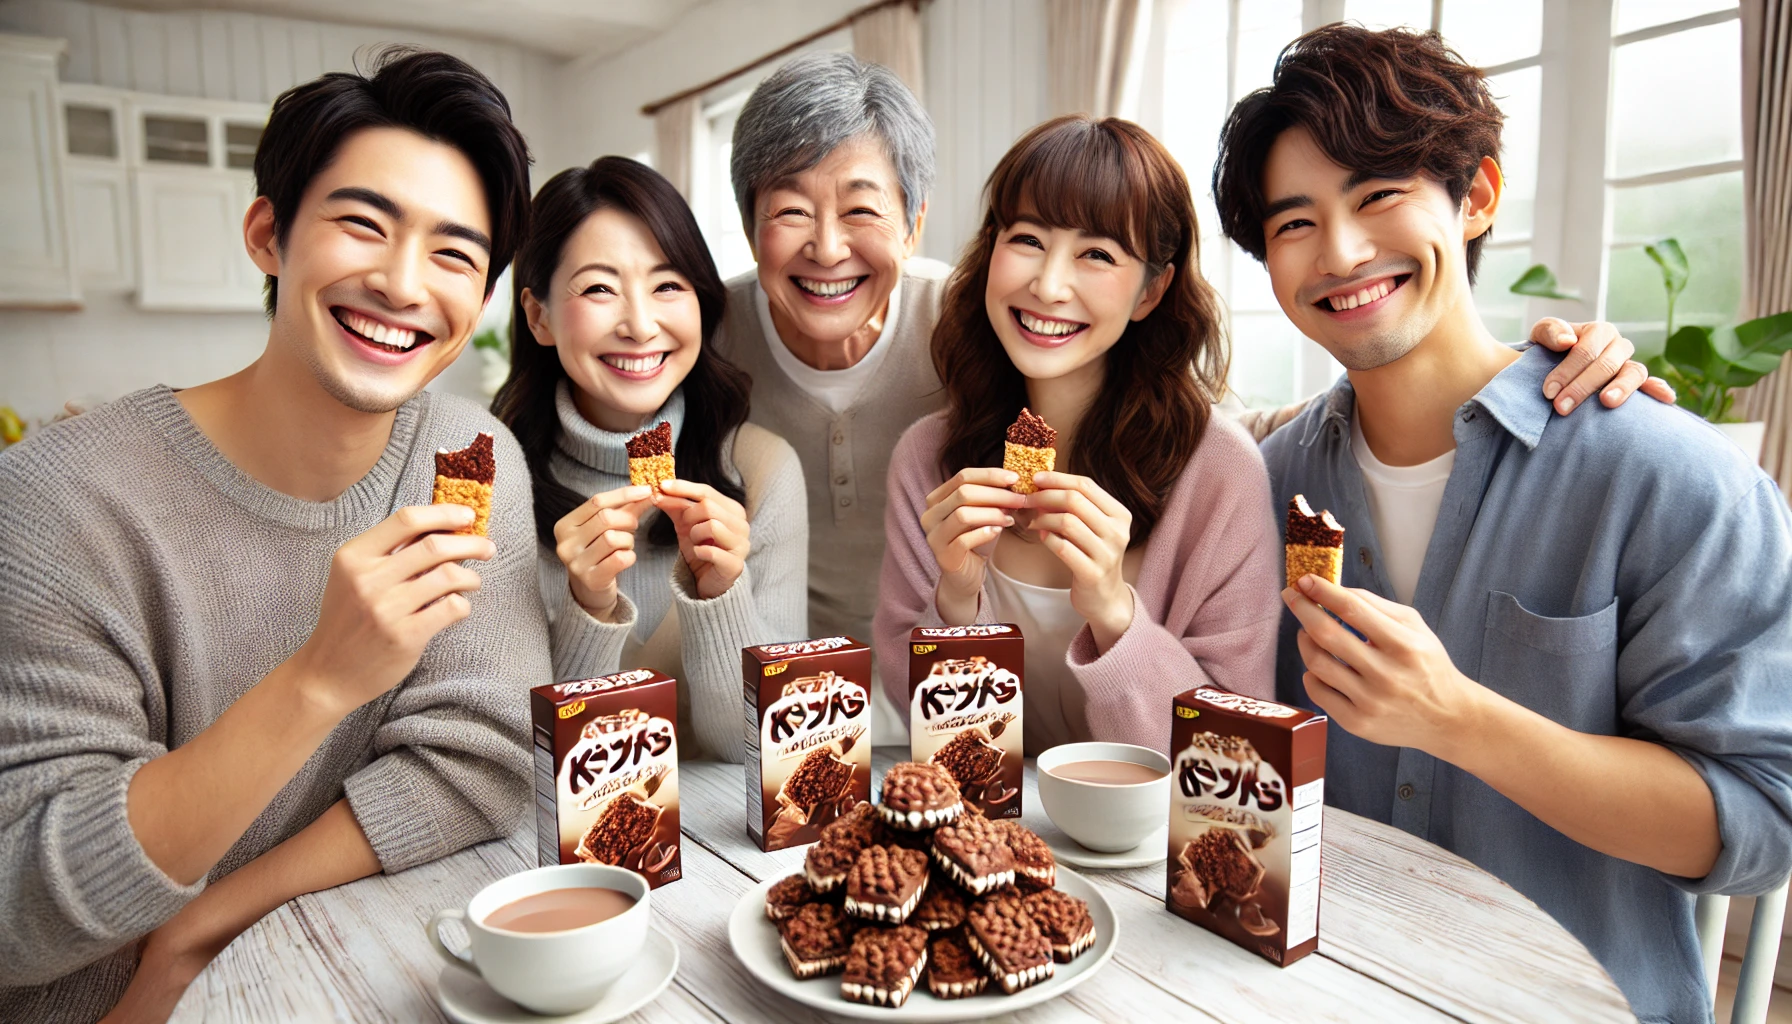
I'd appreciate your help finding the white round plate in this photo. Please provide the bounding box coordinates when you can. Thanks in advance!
[729,867,1117,1022]
[437,926,679,1024]
[1036,820,1168,870]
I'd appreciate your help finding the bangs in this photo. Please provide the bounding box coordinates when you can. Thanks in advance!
[986,119,1155,263]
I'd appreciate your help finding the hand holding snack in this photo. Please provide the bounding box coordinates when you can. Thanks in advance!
[920,468,1028,623]
[292,504,492,715]
[1025,471,1135,650]
[654,478,751,600]
[554,485,653,620]
[1282,573,1482,755]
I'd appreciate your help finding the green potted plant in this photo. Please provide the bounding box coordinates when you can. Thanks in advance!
[1513,241,1792,461]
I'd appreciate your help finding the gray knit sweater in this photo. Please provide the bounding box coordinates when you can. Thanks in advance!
[538,382,808,762]
[0,386,550,1021]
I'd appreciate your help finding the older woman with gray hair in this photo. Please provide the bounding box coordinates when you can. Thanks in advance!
[711,51,950,741]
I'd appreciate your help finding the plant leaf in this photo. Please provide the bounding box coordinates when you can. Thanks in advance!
[1664,324,1727,382]
[1733,310,1792,359]
[1508,263,1581,300]
[1644,238,1690,298]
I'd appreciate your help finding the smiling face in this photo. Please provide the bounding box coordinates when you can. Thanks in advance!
[251,126,493,413]
[1260,127,1495,371]
[752,135,920,354]
[983,213,1168,388]
[522,207,702,434]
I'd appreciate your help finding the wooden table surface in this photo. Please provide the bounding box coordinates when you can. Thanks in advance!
[171,748,1634,1023]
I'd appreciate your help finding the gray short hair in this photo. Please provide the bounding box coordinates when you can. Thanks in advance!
[731,52,935,238]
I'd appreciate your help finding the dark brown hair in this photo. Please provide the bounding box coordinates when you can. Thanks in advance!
[1212,24,1504,281]
[253,46,533,316]
[492,157,751,549]
[933,116,1226,547]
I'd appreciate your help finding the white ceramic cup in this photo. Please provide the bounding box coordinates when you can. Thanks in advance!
[1036,741,1172,852]
[427,862,650,1014]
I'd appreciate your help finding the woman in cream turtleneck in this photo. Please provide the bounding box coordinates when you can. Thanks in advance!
[493,157,807,762]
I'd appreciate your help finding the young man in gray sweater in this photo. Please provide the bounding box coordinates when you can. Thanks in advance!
[0,50,543,1021]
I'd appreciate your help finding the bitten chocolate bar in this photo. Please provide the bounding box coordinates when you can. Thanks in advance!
[1166,688,1326,966]
[742,637,873,851]
[530,669,681,888]
[908,625,1024,819]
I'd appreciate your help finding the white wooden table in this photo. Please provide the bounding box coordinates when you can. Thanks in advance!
[172,748,1635,1022]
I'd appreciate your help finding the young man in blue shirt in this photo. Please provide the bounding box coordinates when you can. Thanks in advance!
[1213,24,1792,1023]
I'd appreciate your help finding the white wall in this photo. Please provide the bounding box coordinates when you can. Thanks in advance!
[0,0,567,426]
[550,0,867,175]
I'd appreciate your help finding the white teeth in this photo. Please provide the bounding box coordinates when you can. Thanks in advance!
[795,277,863,297]
[343,311,418,349]
[603,352,667,373]
[1328,279,1395,312]
[1017,310,1084,336]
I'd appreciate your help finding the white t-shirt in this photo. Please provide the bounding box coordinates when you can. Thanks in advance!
[753,277,904,414]
[1350,412,1454,605]
[983,564,1085,753]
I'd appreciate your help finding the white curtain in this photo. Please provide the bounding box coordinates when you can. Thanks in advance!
[653,96,701,200]
[1046,0,1142,118]
[1735,0,1792,492]
[853,1,925,102]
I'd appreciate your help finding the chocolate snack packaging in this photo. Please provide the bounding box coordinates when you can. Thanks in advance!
[907,625,1024,819]
[1166,688,1326,966]
[530,669,681,888]
[742,637,873,850]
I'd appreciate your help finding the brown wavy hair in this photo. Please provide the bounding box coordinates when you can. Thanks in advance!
[1211,24,1504,281]
[932,116,1226,547]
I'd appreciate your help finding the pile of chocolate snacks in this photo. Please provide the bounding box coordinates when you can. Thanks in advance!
[763,762,1095,1008]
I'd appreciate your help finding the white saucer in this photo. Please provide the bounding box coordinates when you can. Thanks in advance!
[437,926,679,1024]
[1035,820,1169,870]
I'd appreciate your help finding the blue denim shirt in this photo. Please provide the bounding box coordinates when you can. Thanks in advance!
[1261,346,1792,1024]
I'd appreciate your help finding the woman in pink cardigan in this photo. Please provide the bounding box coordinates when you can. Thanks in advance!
[874,116,1280,753]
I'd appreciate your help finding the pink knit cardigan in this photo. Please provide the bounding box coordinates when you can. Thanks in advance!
[873,410,1282,752]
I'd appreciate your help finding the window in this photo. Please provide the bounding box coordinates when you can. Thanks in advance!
[1148,0,1744,405]
[699,92,756,282]
[1603,4,1744,345]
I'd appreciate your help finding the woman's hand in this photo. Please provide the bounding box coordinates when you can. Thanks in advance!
[1528,318,1677,414]
[921,468,1027,624]
[554,485,652,620]
[655,479,751,600]
[1027,471,1135,652]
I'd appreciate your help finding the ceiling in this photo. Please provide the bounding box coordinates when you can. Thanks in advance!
[101,0,705,60]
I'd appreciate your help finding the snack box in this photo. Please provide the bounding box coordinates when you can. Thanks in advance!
[907,624,1024,819]
[1166,688,1326,965]
[742,637,873,850]
[530,669,681,888]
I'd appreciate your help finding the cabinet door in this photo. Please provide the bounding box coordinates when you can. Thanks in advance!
[0,50,81,307]
[133,168,261,311]
[68,163,133,292]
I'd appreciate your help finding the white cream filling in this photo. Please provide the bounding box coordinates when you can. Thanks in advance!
[843,875,927,923]
[877,800,963,831]
[841,952,925,1006]
[965,929,1055,993]
[930,845,1016,895]
[780,937,847,978]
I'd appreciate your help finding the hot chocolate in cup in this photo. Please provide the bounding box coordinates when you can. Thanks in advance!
[427,862,650,1014]
[1037,741,1172,853]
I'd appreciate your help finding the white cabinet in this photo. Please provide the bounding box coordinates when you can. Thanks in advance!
[133,168,260,311]
[0,34,81,308]
[60,85,132,292]
[128,95,265,311]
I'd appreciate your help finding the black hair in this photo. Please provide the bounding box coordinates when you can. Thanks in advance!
[492,156,752,549]
[1212,24,1504,282]
[252,46,533,316]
